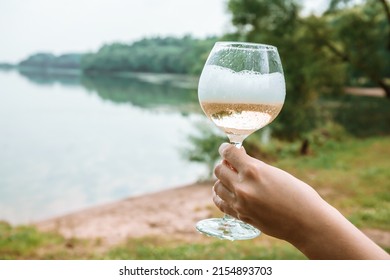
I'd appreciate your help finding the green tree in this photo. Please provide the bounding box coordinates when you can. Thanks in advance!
[19,53,82,69]
[226,0,345,144]
[81,36,216,75]
[322,0,390,97]
[225,0,390,146]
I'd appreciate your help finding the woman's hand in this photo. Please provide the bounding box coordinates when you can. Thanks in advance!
[212,143,390,260]
[212,143,326,244]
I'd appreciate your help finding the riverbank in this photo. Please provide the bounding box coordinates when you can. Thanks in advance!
[33,179,390,249]
[34,181,216,245]
[30,136,390,251]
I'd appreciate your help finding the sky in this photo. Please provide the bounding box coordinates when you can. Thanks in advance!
[0,0,329,63]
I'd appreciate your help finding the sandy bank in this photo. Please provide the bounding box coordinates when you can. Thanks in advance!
[34,180,390,248]
[35,181,216,245]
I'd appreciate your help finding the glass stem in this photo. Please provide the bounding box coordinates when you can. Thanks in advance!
[230,141,243,149]
[222,141,243,223]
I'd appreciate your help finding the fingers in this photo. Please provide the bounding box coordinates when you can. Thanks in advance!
[218,143,249,173]
[212,182,238,219]
[214,159,238,192]
[213,180,235,204]
[212,181,253,223]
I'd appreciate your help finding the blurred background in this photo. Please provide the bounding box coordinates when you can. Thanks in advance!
[0,0,389,259]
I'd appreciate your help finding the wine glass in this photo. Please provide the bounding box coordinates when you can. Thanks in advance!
[196,41,286,240]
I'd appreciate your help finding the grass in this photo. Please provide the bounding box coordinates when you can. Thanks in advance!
[275,136,390,231]
[104,237,306,260]
[0,221,99,259]
[1,136,389,259]
[0,222,305,260]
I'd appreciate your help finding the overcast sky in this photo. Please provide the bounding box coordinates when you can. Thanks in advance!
[0,0,328,63]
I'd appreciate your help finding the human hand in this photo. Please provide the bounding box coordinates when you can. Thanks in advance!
[213,143,329,244]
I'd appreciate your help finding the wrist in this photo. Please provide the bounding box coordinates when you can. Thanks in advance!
[288,201,389,259]
[286,198,336,258]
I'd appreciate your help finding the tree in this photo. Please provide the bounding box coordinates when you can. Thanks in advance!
[323,0,390,97]
[19,53,83,69]
[226,0,346,143]
[81,36,216,75]
[225,0,390,146]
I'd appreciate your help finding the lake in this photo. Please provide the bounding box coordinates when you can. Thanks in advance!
[0,69,210,224]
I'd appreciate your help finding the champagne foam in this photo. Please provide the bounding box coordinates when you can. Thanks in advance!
[198,65,286,104]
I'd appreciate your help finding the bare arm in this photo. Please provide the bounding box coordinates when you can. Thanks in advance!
[213,143,389,260]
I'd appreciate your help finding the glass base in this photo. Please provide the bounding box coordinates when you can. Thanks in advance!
[196,217,261,241]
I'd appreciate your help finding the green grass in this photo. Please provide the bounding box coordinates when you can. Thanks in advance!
[1,136,389,259]
[0,222,305,260]
[0,221,98,259]
[275,136,390,230]
[104,238,306,260]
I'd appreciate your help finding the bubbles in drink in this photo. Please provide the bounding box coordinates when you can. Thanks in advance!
[198,65,286,104]
[198,65,285,142]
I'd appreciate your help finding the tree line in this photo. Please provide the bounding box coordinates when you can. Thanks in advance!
[17,36,216,75]
[17,0,389,98]
[19,53,83,69]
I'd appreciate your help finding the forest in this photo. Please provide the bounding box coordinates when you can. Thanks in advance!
[18,1,389,83]
[17,0,389,96]
[17,36,216,75]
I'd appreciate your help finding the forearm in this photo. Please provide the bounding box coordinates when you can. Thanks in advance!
[291,202,390,260]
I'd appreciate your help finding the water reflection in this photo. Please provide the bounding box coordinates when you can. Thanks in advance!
[0,69,207,224]
[82,74,202,114]
[18,68,202,114]
[18,67,81,87]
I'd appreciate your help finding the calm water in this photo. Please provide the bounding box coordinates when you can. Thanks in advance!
[0,69,208,224]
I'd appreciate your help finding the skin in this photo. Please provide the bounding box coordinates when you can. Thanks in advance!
[213,143,390,260]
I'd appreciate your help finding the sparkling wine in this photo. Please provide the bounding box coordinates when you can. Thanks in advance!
[198,65,286,143]
[201,102,283,142]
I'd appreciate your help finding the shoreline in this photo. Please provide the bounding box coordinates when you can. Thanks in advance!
[34,181,216,245]
[33,180,390,248]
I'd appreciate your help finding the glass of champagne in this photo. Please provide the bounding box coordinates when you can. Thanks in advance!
[196,41,286,240]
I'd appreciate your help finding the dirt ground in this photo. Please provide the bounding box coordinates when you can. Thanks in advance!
[35,181,216,245]
[344,87,386,97]
[34,181,390,249]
